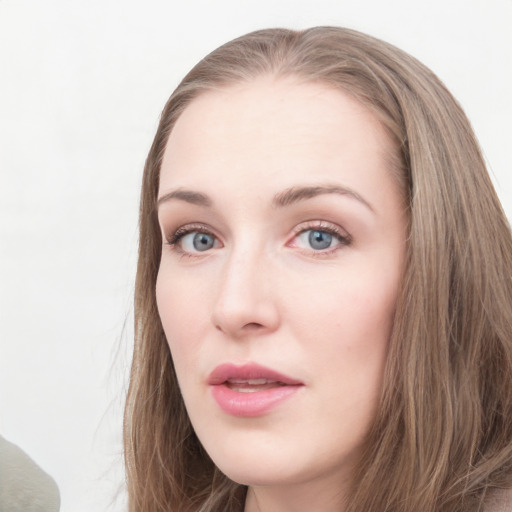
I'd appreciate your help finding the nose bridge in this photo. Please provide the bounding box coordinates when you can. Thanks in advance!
[212,239,279,336]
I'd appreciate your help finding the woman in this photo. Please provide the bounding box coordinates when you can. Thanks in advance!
[124,27,512,512]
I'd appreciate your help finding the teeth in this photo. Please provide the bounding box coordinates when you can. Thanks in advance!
[227,378,277,385]
[225,378,285,393]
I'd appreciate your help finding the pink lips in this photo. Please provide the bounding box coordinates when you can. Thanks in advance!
[208,363,303,417]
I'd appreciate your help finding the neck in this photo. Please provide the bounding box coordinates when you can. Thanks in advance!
[243,473,350,512]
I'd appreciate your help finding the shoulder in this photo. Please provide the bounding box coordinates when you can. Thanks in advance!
[484,487,512,512]
[0,435,60,512]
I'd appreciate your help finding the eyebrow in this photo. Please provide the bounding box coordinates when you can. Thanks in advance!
[272,185,374,212]
[157,184,374,213]
[157,189,212,208]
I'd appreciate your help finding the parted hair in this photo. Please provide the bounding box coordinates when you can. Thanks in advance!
[124,27,512,512]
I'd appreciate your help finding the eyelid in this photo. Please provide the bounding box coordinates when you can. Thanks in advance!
[287,220,352,253]
[165,223,223,252]
[163,220,351,258]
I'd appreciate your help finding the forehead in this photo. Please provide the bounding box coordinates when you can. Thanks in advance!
[165,76,389,157]
[160,77,398,210]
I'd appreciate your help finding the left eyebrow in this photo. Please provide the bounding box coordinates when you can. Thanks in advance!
[272,185,375,213]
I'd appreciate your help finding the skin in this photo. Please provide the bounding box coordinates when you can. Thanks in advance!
[156,76,407,512]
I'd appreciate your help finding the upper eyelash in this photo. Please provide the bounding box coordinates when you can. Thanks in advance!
[291,221,352,246]
[164,221,351,254]
[166,223,216,246]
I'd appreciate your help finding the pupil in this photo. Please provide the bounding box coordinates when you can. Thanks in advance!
[193,233,214,251]
[309,230,332,250]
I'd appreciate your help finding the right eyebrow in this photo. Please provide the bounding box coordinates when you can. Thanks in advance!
[157,189,213,208]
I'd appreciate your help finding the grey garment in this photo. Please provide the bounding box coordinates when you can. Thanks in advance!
[0,435,60,512]
[485,487,512,512]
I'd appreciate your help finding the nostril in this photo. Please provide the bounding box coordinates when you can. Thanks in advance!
[244,322,264,330]
[211,300,280,337]
[214,321,265,335]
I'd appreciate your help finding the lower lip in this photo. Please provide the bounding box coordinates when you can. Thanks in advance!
[210,384,302,417]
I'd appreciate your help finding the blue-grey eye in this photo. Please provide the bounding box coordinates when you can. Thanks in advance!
[192,232,215,251]
[296,229,340,251]
[179,231,218,252]
[308,230,333,250]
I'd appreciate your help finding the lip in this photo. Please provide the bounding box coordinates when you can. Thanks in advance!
[207,363,304,417]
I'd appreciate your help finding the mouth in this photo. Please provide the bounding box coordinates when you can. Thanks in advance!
[225,378,288,393]
[207,363,304,417]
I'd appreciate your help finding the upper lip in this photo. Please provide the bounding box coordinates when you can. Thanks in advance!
[207,362,303,386]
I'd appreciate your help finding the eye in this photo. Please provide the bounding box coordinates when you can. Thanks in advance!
[181,232,218,252]
[167,225,221,254]
[289,223,351,254]
[299,230,336,250]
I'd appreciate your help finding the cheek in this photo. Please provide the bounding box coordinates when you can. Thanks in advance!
[156,267,206,358]
[290,268,398,338]
[156,270,210,409]
[286,266,399,396]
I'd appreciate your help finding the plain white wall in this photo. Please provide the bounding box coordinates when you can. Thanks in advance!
[0,1,510,511]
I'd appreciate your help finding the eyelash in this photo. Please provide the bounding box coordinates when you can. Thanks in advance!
[165,221,352,257]
[289,221,352,257]
[165,223,217,257]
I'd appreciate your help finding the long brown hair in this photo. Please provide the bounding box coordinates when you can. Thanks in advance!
[124,27,512,512]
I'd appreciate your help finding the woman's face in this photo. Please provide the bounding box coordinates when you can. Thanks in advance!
[156,77,406,507]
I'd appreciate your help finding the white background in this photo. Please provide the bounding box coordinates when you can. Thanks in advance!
[0,1,510,511]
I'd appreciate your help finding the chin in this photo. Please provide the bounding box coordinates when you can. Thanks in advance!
[219,463,296,488]
[205,443,299,486]
[205,440,351,490]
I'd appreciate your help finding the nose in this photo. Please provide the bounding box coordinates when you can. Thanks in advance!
[211,249,280,338]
